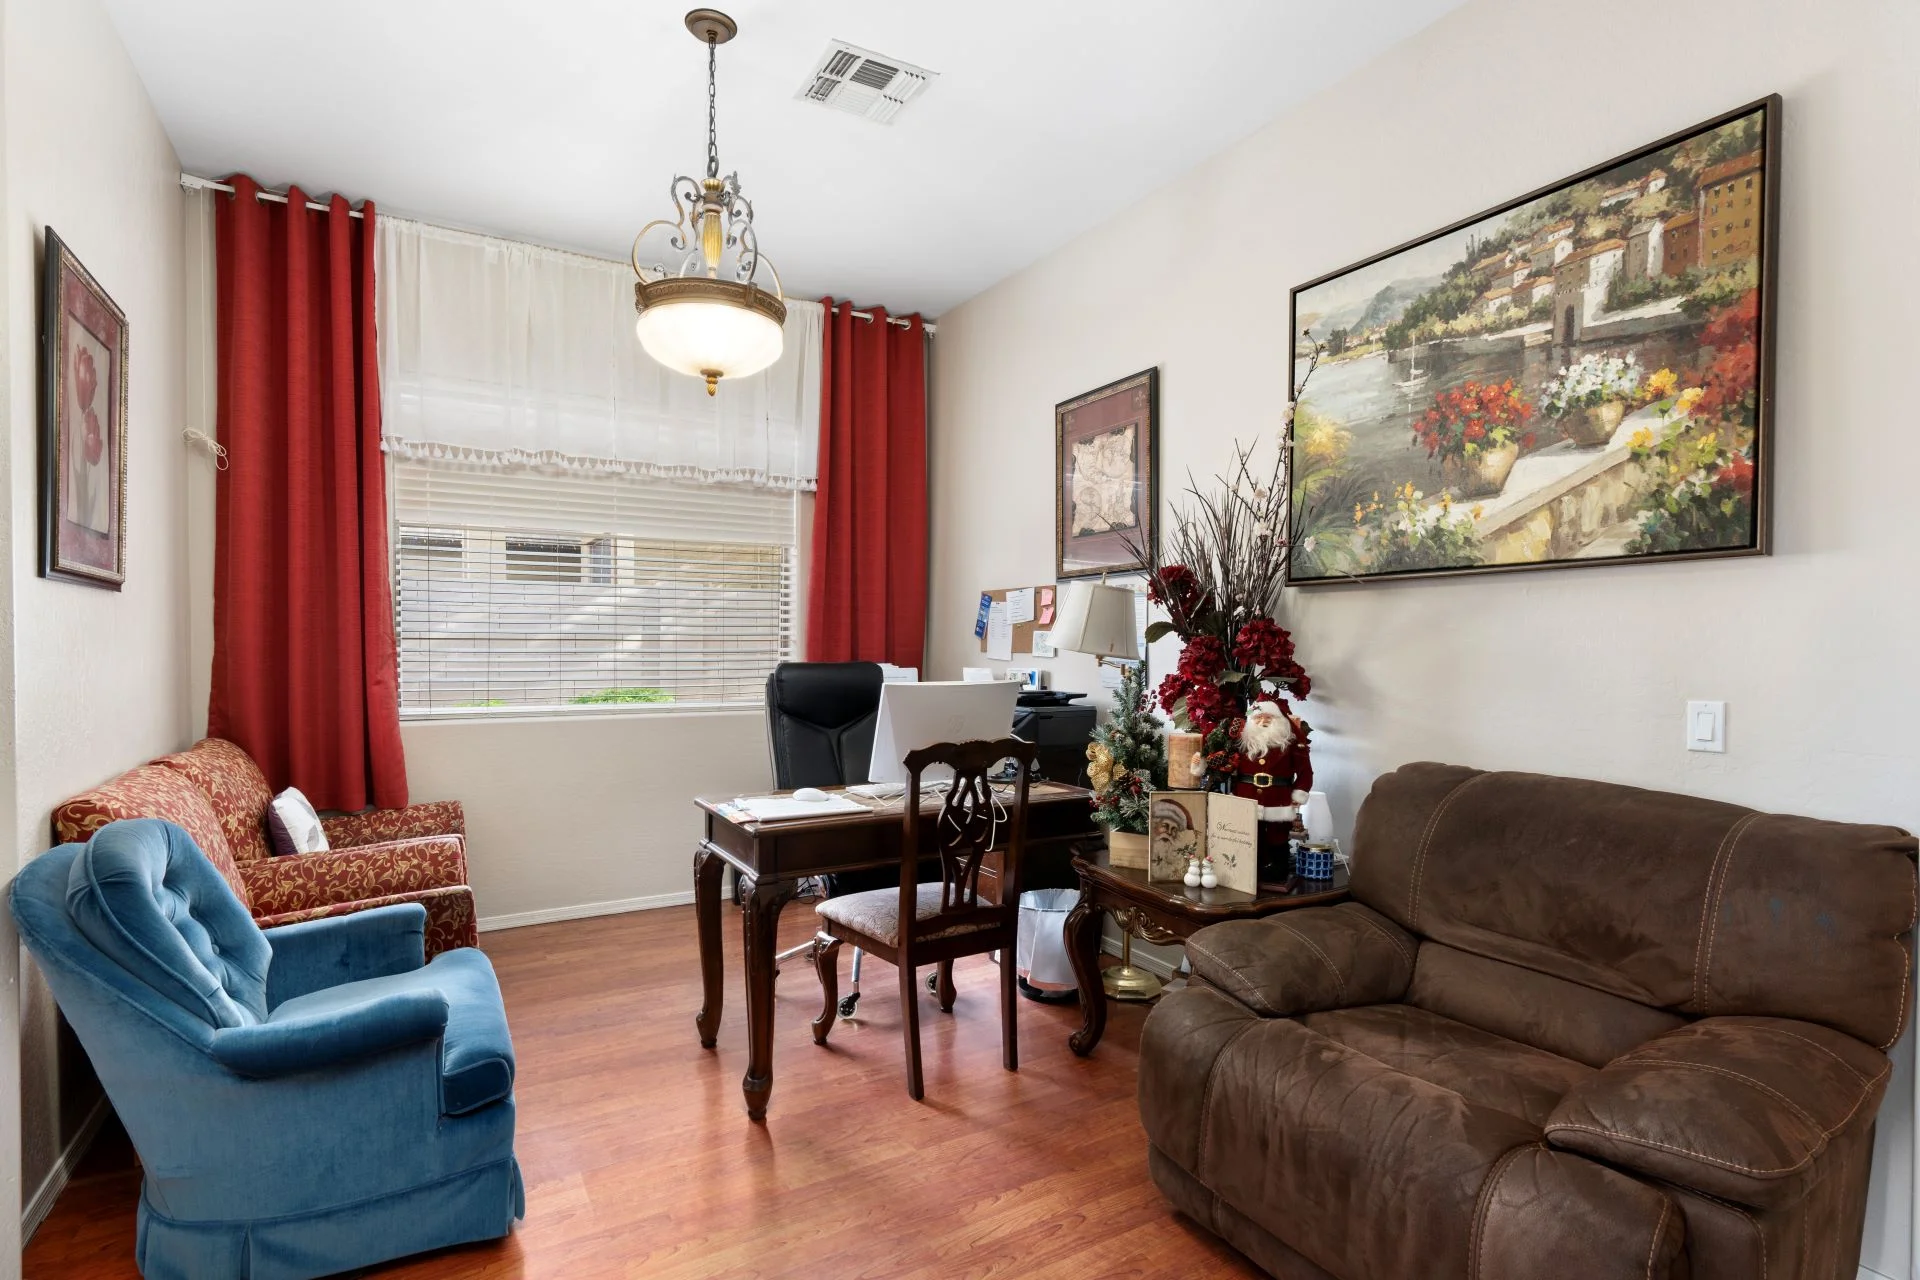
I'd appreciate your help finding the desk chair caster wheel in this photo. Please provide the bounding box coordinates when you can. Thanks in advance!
[837,992,860,1019]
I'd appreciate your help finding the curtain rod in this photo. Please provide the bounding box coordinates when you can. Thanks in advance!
[180,172,365,217]
[179,172,935,333]
[847,309,935,332]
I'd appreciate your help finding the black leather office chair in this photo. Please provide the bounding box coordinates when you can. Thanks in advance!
[764,661,888,1015]
[765,661,884,791]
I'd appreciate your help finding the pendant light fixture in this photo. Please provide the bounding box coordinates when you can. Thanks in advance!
[630,9,785,396]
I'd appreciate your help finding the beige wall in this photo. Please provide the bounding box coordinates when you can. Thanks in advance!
[926,0,1918,1274]
[1,0,192,1243]
[402,710,772,924]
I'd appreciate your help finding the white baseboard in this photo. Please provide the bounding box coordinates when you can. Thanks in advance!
[23,1093,110,1241]
[1856,1267,1894,1280]
[478,889,694,933]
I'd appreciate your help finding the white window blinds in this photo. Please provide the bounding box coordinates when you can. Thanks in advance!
[390,465,796,713]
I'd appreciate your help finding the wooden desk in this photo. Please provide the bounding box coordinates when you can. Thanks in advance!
[1064,850,1350,1056]
[694,782,1098,1120]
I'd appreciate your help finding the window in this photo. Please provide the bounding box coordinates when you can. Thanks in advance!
[391,465,798,714]
[504,537,583,583]
[400,528,463,564]
[375,217,823,717]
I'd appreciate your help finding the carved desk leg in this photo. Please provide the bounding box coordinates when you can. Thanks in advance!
[1065,880,1107,1057]
[693,843,726,1049]
[739,870,800,1121]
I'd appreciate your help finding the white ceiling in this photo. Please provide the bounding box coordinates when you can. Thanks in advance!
[103,0,1465,317]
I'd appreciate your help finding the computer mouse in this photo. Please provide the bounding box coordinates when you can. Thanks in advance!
[791,787,831,802]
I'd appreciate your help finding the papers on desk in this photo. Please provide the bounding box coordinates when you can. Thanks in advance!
[725,793,868,822]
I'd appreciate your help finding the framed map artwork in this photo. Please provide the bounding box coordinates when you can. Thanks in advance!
[1055,367,1157,578]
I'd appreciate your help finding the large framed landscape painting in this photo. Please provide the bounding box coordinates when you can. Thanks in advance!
[39,228,129,590]
[1288,96,1778,585]
[1057,368,1157,578]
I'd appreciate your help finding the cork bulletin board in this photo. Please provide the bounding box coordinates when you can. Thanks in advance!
[977,585,1055,654]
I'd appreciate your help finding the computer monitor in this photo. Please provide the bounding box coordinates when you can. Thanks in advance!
[866,679,1022,786]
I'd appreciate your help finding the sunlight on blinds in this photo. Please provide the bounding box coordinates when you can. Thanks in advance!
[392,462,796,714]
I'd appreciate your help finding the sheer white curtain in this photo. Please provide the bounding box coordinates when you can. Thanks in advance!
[377,217,821,488]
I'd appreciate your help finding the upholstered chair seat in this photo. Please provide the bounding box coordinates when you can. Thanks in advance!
[11,818,522,1280]
[816,883,1002,947]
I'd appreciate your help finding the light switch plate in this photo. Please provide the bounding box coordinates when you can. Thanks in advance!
[1686,700,1726,753]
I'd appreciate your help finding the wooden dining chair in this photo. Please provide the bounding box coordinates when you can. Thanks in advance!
[808,737,1037,1100]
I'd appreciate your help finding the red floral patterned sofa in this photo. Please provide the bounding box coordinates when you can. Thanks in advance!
[52,738,476,956]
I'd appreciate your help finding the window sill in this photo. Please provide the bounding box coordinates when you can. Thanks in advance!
[399,703,765,727]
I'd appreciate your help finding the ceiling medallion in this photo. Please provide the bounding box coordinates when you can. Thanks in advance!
[630,8,786,396]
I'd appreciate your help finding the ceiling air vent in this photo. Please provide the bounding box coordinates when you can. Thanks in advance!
[796,40,936,125]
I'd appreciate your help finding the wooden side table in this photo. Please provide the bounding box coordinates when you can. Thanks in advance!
[1064,847,1351,1056]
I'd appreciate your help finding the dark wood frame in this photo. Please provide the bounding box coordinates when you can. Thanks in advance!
[1056,367,1159,579]
[1286,94,1781,587]
[39,227,130,590]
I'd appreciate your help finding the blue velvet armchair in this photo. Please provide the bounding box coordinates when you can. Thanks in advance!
[9,818,524,1280]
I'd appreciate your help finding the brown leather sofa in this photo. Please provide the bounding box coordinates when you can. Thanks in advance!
[1139,763,1917,1280]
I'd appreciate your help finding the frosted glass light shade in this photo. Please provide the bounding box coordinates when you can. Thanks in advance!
[633,279,786,393]
[1051,581,1139,660]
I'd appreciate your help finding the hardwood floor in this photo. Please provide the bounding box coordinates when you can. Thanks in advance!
[25,900,1256,1278]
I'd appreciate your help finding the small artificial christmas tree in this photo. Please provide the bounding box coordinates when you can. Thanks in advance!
[1085,662,1169,835]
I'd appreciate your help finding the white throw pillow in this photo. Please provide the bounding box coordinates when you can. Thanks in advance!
[266,787,330,856]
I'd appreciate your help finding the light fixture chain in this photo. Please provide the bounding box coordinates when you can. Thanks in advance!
[706,36,719,181]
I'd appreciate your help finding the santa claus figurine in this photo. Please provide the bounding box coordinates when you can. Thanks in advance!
[1228,699,1313,884]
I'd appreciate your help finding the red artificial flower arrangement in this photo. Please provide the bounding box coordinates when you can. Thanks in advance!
[1129,450,1312,741]
[1146,564,1212,630]
[1412,379,1535,463]
[1121,366,1322,777]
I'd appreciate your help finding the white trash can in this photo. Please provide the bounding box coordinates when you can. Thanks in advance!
[1016,888,1080,1002]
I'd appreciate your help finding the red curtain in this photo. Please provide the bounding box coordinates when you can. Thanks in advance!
[807,300,928,668]
[209,175,408,811]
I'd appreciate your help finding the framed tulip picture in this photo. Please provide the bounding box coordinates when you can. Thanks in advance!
[40,228,128,589]
[1287,96,1779,585]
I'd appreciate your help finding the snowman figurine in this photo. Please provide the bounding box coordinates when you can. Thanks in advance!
[1183,851,1219,890]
